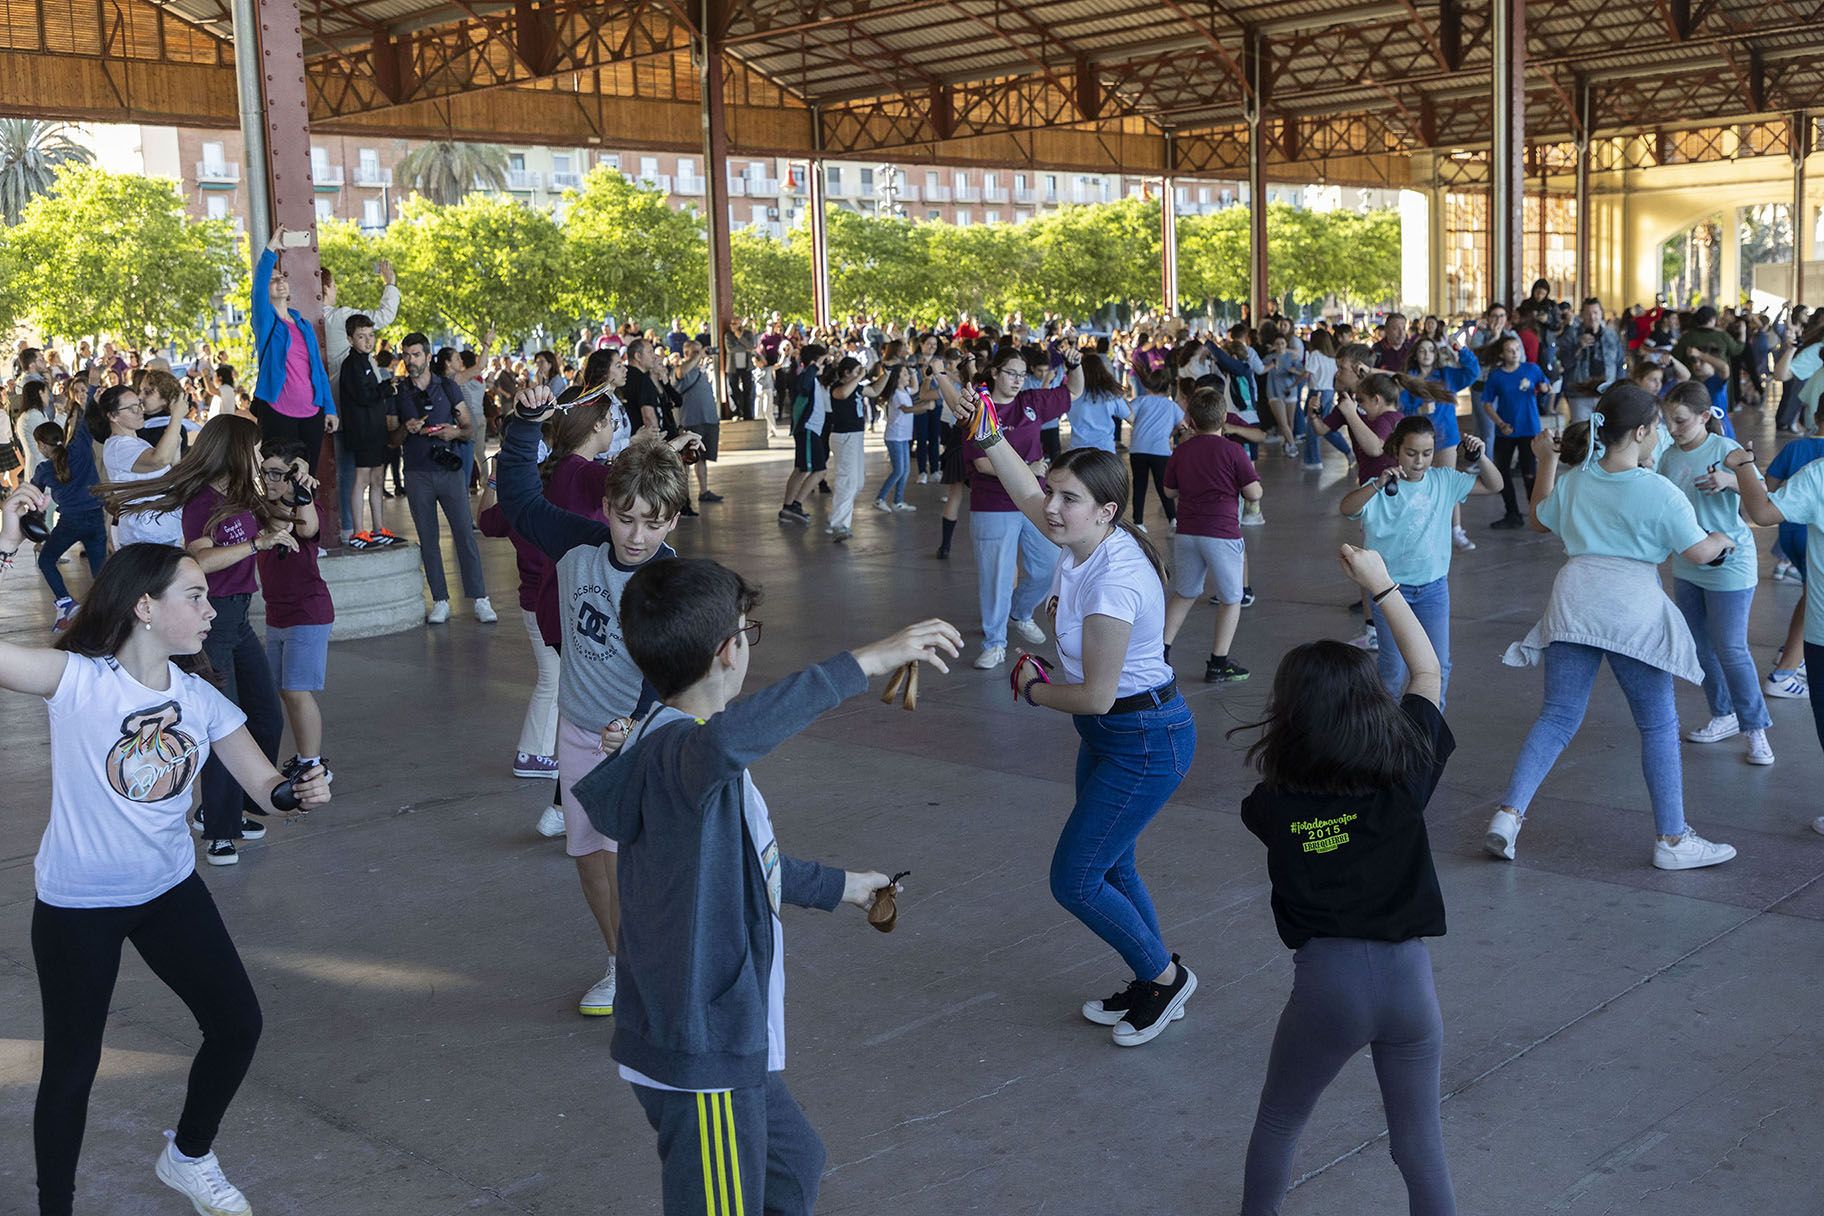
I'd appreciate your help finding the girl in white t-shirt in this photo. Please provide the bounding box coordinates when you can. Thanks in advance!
[88,383,189,546]
[0,515,329,1216]
[964,398,1198,1050]
[872,361,930,511]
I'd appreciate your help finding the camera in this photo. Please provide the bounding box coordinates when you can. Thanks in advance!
[428,443,463,471]
[286,474,313,506]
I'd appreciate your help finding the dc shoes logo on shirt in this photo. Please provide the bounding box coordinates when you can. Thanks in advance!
[575,601,614,646]
[108,701,201,802]
[1290,812,1358,856]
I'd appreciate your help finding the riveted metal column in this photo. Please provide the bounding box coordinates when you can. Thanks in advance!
[1794,111,1810,303]
[700,0,735,360]
[1574,82,1592,305]
[1246,30,1269,323]
[1161,160,1179,318]
[809,115,831,330]
[1491,0,1526,305]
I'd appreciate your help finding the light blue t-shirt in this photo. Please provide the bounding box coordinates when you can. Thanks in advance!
[1656,432,1755,591]
[1349,466,1478,588]
[1537,460,1708,562]
[1068,391,1131,453]
[1127,393,1181,457]
[1770,460,1824,645]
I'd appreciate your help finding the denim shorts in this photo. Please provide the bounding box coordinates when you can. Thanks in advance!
[264,623,332,692]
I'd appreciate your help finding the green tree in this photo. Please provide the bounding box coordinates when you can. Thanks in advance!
[0,119,93,225]
[386,194,565,345]
[1028,196,1160,319]
[395,141,511,206]
[825,208,938,319]
[315,216,390,318]
[10,166,240,345]
[731,224,810,322]
[562,166,707,329]
[1177,206,1249,308]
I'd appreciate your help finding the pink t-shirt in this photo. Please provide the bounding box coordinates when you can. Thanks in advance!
[273,318,317,418]
[966,387,1072,513]
[181,486,259,598]
[1164,434,1258,539]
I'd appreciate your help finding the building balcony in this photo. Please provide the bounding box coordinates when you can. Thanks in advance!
[196,161,239,184]
[1013,187,1036,204]
[925,185,952,202]
[984,185,1009,203]
[505,169,542,191]
[551,171,583,189]
[748,176,779,194]
[726,178,749,196]
[955,185,981,203]
[635,173,672,193]
[896,184,919,202]
[353,165,392,187]
[677,174,706,195]
[313,165,344,187]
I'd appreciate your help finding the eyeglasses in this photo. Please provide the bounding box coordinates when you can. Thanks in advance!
[111,399,144,414]
[259,467,291,481]
[723,620,762,650]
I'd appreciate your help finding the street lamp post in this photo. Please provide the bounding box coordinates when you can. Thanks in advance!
[876,163,905,218]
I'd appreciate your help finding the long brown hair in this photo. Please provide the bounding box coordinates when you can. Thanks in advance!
[541,400,613,484]
[93,414,287,533]
[35,421,72,483]
[54,542,205,673]
[1048,447,1166,585]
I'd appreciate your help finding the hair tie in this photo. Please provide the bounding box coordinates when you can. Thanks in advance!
[1588,410,1606,461]
[1710,404,1726,421]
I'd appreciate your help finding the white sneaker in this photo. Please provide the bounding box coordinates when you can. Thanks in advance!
[873,499,894,512]
[1653,828,1736,870]
[578,960,617,1016]
[973,644,1006,670]
[1764,669,1809,699]
[1485,808,1522,860]
[1349,628,1379,652]
[473,596,499,624]
[1134,522,1148,534]
[917,473,928,484]
[155,1130,251,1215]
[1452,526,1477,551]
[1011,617,1046,645]
[1685,713,1739,744]
[893,501,918,512]
[535,805,566,838]
[426,599,451,624]
[1240,503,1265,527]
[1745,729,1774,766]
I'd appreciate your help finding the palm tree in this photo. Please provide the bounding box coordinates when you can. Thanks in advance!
[395,140,512,205]
[0,120,94,224]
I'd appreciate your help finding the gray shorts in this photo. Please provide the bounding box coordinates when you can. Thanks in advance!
[265,623,331,692]
[1174,534,1245,602]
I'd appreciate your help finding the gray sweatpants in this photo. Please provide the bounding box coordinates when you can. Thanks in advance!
[1242,937,1456,1216]
[403,468,486,601]
[631,1073,825,1216]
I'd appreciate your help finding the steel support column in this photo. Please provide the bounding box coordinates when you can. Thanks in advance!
[1574,82,1592,306]
[809,157,831,329]
[236,0,338,543]
[699,0,735,380]
[1161,173,1178,317]
[1794,111,1810,303]
[1246,32,1269,324]
[1490,0,1526,305]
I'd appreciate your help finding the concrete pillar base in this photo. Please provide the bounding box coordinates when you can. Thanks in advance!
[250,543,428,640]
[720,420,771,452]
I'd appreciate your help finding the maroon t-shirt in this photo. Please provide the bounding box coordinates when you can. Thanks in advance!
[256,534,334,628]
[965,387,1072,513]
[478,502,549,616]
[1164,433,1259,539]
[182,486,259,598]
[546,453,612,521]
[1324,405,1403,483]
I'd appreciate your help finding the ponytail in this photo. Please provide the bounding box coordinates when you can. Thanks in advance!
[1392,371,1454,403]
[1563,382,1661,466]
[35,421,71,483]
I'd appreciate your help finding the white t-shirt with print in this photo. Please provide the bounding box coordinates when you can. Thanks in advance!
[102,435,184,545]
[1048,527,1172,697]
[36,654,246,908]
[884,386,916,442]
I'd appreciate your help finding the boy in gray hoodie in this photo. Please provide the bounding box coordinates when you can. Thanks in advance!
[574,557,961,1215]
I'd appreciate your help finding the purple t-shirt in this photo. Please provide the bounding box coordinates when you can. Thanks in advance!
[257,535,334,628]
[966,387,1072,513]
[182,486,259,598]
[1325,405,1403,484]
[273,318,317,418]
[1165,434,1259,539]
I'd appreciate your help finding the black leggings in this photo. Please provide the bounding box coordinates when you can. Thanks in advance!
[1493,435,1537,518]
[32,873,262,1216]
[1130,453,1175,527]
[251,398,326,464]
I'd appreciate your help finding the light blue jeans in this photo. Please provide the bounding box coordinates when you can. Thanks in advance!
[1299,389,1351,464]
[1370,576,1452,709]
[1502,642,1685,836]
[970,509,1057,648]
[1671,581,1771,731]
[875,438,911,505]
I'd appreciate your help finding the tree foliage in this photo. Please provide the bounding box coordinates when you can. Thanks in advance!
[385,194,567,345]
[10,166,241,345]
[395,141,511,206]
[562,167,707,326]
[0,119,93,225]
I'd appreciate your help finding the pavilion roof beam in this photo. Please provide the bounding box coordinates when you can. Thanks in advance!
[722,0,950,44]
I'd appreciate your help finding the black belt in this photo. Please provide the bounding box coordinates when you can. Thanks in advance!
[1106,679,1178,716]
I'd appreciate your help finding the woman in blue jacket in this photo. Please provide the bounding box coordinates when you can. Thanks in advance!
[250,226,338,457]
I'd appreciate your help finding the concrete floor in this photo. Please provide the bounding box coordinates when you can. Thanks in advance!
[2,419,1820,1216]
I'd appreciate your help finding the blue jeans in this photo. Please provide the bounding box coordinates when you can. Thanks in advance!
[875,439,911,504]
[1053,695,1197,979]
[335,433,356,536]
[1502,642,1685,836]
[913,409,943,474]
[1672,581,1770,730]
[1370,576,1452,708]
[970,509,1057,648]
[1299,389,1350,464]
[35,510,107,602]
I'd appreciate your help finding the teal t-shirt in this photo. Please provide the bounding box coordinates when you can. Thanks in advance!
[1536,460,1707,562]
[1350,466,1478,587]
[1656,433,1755,591]
[1770,460,1824,645]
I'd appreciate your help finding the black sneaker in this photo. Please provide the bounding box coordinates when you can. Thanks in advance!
[1490,514,1525,530]
[238,817,268,840]
[935,546,950,560]
[1112,960,1197,1047]
[1205,657,1250,683]
[698,490,724,503]
[679,504,699,517]
[205,840,239,867]
[1240,587,1256,608]
[818,480,832,495]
